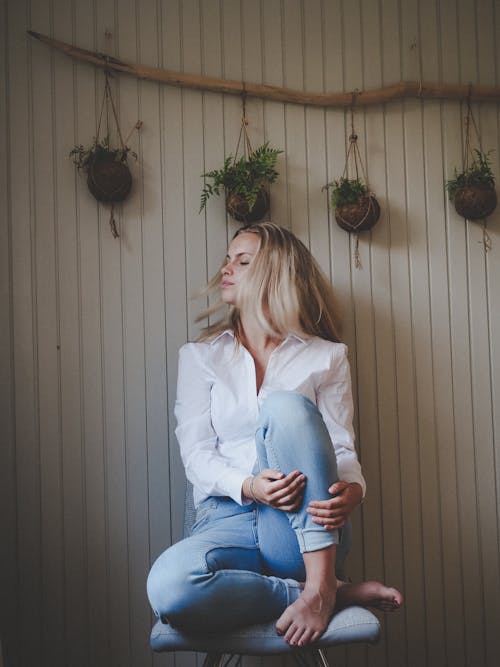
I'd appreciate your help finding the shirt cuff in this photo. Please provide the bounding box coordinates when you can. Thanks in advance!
[223,470,253,506]
[338,473,366,498]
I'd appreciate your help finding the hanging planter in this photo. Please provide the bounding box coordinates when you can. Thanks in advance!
[324,103,381,268]
[445,149,497,221]
[326,177,380,233]
[71,134,134,203]
[69,71,140,237]
[199,95,281,225]
[226,188,270,223]
[445,94,496,252]
[200,142,281,225]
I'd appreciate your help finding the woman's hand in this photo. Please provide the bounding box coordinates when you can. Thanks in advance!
[244,469,306,511]
[306,481,363,530]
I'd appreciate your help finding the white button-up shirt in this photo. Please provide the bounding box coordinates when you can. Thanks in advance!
[175,330,366,507]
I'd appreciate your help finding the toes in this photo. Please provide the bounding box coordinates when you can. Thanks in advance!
[284,623,300,645]
[296,628,316,647]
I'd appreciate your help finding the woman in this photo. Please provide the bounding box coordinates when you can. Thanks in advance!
[147,222,402,648]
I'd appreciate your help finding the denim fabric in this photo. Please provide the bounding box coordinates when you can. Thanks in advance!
[147,391,351,633]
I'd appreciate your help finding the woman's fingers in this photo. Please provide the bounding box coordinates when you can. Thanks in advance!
[257,469,306,507]
[306,496,348,527]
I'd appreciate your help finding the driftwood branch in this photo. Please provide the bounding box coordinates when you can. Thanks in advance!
[28,30,500,107]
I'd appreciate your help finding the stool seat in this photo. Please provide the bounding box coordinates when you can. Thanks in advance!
[150,605,380,655]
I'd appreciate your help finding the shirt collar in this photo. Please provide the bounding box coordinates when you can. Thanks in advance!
[209,329,308,346]
[209,329,235,345]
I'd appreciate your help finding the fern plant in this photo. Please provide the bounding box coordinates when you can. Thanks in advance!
[70,134,136,172]
[200,142,282,213]
[324,177,369,209]
[445,149,495,201]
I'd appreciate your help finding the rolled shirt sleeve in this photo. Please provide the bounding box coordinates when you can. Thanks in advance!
[316,344,366,497]
[175,343,250,505]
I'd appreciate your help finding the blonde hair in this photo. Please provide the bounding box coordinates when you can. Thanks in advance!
[196,222,341,343]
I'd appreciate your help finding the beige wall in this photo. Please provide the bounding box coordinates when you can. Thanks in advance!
[1,0,500,666]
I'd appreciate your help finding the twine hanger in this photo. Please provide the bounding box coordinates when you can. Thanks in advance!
[463,84,492,252]
[94,61,141,238]
[233,86,254,162]
[95,66,127,237]
[343,91,369,184]
[339,92,374,268]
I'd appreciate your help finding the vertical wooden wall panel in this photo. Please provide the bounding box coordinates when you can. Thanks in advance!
[92,3,130,664]
[200,0,226,283]
[9,1,42,665]
[0,1,18,665]
[261,0,288,228]
[376,0,407,645]
[159,0,185,557]
[72,0,110,663]
[30,0,66,661]
[3,1,500,666]
[53,0,90,648]
[303,1,329,273]
[282,0,308,243]
[118,1,151,664]
[136,1,169,665]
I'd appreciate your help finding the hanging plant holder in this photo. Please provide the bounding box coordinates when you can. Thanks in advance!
[226,188,270,223]
[324,100,380,267]
[335,192,380,233]
[199,94,281,225]
[87,157,132,203]
[453,182,497,220]
[70,68,141,237]
[445,89,496,251]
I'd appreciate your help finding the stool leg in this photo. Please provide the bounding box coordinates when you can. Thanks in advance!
[316,649,330,667]
[202,654,244,667]
[293,648,331,667]
[202,653,224,667]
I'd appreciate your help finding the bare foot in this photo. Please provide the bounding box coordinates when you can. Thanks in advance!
[275,587,336,647]
[336,580,403,612]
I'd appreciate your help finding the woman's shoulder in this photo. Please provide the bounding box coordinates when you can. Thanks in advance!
[179,331,235,359]
[307,335,348,357]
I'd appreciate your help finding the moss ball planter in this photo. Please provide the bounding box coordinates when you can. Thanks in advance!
[452,183,497,221]
[325,177,381,233]
[335,193,381,233]
[225,189,270,224]
[446,149,497,222]
[87,157,132,203]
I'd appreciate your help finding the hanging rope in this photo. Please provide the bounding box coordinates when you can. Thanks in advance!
[342,91,369,184]
[338,92,375,269]
[462,84,493,253]
[233,86,253,162]
[96,68,127,152]
[92,63,141,238]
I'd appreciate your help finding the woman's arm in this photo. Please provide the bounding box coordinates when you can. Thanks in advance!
[175,343,250,504]
[307,344,365,528]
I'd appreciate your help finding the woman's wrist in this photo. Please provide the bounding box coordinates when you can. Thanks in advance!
[243,476,259,503]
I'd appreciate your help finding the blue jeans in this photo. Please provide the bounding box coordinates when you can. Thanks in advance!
[147,391,351,633]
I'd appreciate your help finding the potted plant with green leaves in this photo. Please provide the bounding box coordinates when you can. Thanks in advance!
[324,177,380,233]
[445,149,497,220]
[200,142,282,224]
[70,134,136,204]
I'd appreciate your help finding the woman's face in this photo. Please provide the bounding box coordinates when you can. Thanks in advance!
[221,232,260,306]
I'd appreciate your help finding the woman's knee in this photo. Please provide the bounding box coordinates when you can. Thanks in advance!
[259,391,318,429]
[147,542,200,621]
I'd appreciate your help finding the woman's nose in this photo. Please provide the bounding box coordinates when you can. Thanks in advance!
[222,262,233,275]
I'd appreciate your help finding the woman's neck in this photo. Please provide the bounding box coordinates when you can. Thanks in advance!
[238,315,282,393]
[238,315,282,353]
